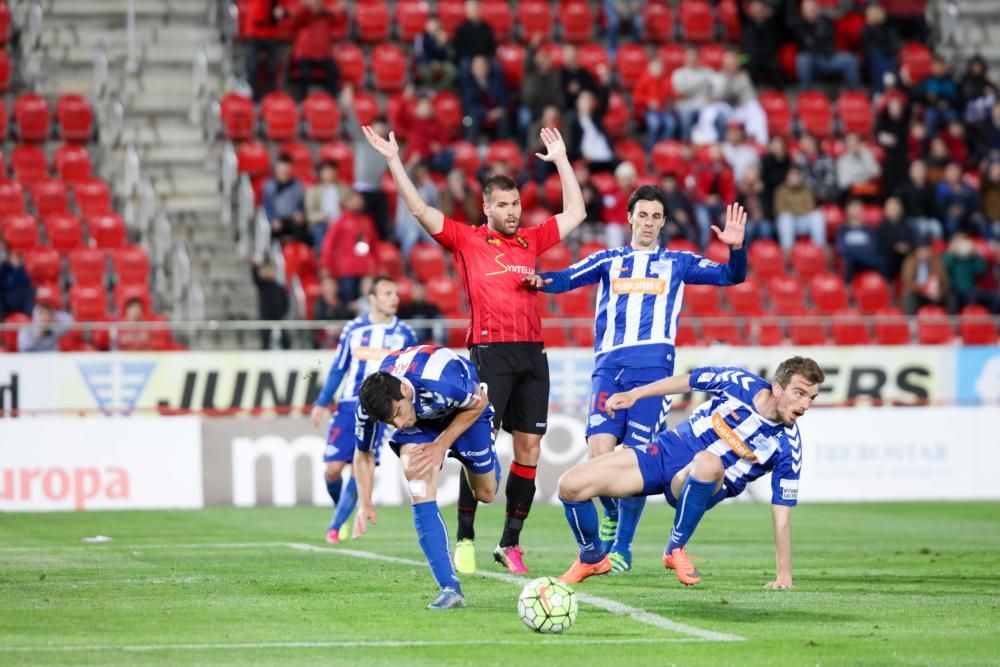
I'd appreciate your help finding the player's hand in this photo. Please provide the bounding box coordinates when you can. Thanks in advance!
[605,391,637,418]
[352,504,377,539]
[362,126,399,161]
[310,405,330,429]
[765,577,793,590]
[405,443,447,477]
[711,202,747,248]
[522,274,553,290]
[534,127,567,163]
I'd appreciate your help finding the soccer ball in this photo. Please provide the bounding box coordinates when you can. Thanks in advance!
[517,576,578,634]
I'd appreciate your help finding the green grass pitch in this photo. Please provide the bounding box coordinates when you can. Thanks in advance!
[1,502,999,666]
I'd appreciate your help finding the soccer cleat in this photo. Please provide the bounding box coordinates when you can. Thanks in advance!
[665,547,701,585]
[608,551,632,574]
[454,539,476,574]
[598,516,618,553]
[559,555,612,584]
[493,545,529,574]
[427,587,466,610]
[325,528,340,544]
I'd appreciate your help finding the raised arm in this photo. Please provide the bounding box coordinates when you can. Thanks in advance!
[351,447,378,539]
[766,504,794,589]
[605,374,693,417]
[406,385,489,476]
[523,249,611,293]
[361,126,445,235]
[534,128,586,238]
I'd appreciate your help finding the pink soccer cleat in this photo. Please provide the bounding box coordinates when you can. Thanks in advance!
[493,545,529,574]
[326,528,341,544]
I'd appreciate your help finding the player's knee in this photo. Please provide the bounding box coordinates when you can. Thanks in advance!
[692,451,724,480]
[324,463,343,481]
[557,469,589,502]
[474,485,496,503]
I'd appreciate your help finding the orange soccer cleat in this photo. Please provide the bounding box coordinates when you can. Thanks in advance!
[664,547,701,585]
[559,555,612,584]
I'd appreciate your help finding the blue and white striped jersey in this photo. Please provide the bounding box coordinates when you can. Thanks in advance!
[315,315,418,406]
[674,366,803,506]
[541,246,746,370]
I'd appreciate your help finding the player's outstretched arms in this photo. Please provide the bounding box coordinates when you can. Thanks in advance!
[362,125,445,235]
[607,374,694,416]
[711,202,748,249]
[535,127,586,238]
[522,274,555,290]
[351,448,378,539]
[765,504,794,589]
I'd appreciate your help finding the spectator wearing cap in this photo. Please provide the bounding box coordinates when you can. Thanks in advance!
[18,299,73,352]
[793,0,860,90]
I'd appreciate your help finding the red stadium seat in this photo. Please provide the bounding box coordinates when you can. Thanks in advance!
[1,214,39,252]
[0,99,7,142]
[69,247,107,286]
[12,144,49,185]
[657,44,686,74]
[768,274,803,313]
[542,173,563,209]
[790,241,826,278]
[519,179,539,210]
[0,51,10,94]
[759,91,792,137]
[873,306,910,344]
[236,140,271,177]
[836,91,873,136]
[90,213,127,249]
[0,179,25,216]
[302,91,340,141]
[395,0,430,41]
[916,305,954,345]
[797,91,833,138]
[113,283,152,315]
[487,140,523,170]
[425,275,462,314]
[788,309,827,346]
[958,304,997,345]
[352,91,380,126]
[685,283,722,316]
[615,140,647,175]
[355,0,390,42]
[899,43,932,85]
[703,317,743,345]
[577,43,611,80]
[54,144,93,183]
[520,207,550,229]
[0,2,11,44]
[318,141,353,183]
[374,241,403,276]
[331,46,365,89]
[852,271,890,314]
[830,307,872,345]
[757,318,785,346]
[260,92,298,142]
[497,42,526,87]
[219,92,256,141]
[717,0,741,42]
[727,279,763,317]
[481,0,513,42]
[698,43,726,70]
[615,44,648,89]
[603,93,630,139]
[409,242,447,282]
[73,178,112,218]
[14,93,51,142]
[578,241,608,259]
[56,94,95,143]
[821,203,845,238]
[281,241,316,283]
[560,1,593,43]
[810,272,848,314]
[70,285,108,320]
[280,141,314,182]
[536,244,572,273]
[678,1,714,43]
[437,0,466,36]
[590,171,618,196]
[705,240,729,265]
[667,239,698,255]
[834,11,865,52]
[748,239,784,279]
[556,287,593,317]
[23,247,61,286]
[31,179,69,219]
[432,91,463,139]
[451,140,481,175]
[518,0,553,41]
[46,214,84,254]
[113,245,151,285]
[371,44,407,92]
[651,140,685,176]
[572,323,595,347]
[642,2,674,43]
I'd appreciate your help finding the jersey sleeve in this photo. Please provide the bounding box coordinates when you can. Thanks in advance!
[539,249,611,293]
[769,435,802,507]
[423,360,481,412]
[688,366,746,394]
[401,323,419,348]
[354,404,380,454]
[431,216,474,253]
[527,216,561,256]
[315,325,354,406]
[680,245,748,286]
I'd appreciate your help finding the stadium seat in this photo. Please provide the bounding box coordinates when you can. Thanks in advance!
[702,317,743,345]
[651,140,685,176]
[113,283,152,315]
[451,140,481,175]
[797,91,834,138]
[236,140,271,177]
[0,99,7,142]
[790,241,826,278]
[590,170,618,196]
[374,241,403,276]
[70,284,108,320]
[542,173,563,209]
[281,241,316,283]
[3,312,31,351]
[497,42,526,87]
[768,275,804,313]
[756,318,785,346]
[836,91,873,136]
[54,144,94,183]
[717,0,740,42]
[578,241,609,259]
[481,0,513,42]
[23,247,61,286]
[678,1,714,43]
[572,323,596,347]
[560,1,593,43]
[14,93,51,142]
[788,309,827,346]
[395,0,430,41]
[260,92,299,142]
[899,43,932,84]
[371,44,407,92]
[821,203,845,237]
[657,44,686,74]
[603,93,630,139]
[577,44,611,80]
[73,178,113,218]
[958,304,998,345]
[852,271,890,314]
[318,141,354,183]
[409,242,447,283]
[432,91,463,138]
[705,240,729,265]
[279,141,314,183]
[615,44,648,89]
[748,239,784,278]
[12,144,49,185]
[777,43,799,81]
[0,179,25,216]
[615,140,647,175]
[89,213,127,249]
[727,280,763,316]
[642,2,674,42]
[759,91,792,137]
[355,0,391,42]
[113,245,151,286]
[873,306,910,344]
[69,246,107,286]
[518,0,553,42]
[536,244,572,273]
[425,275,462,315]
[219,92,256,141]
[46,214,84,254]
[31,179,69,219]
[302,91,340,141]
[698,43,726,70]
[830,307,872,345]
[542,323,569,347]
[520,207,550,229]
[487,140,523,170]
[685,283,722,316]
[810,272,848,314]
[2,214,39,252]
[56,94,95,143]
[437,0,466,36]
[0,51,10,93]
[352,91,380,126]
[915,305,954,345]
[556,287,593,317]
[331,45,365,89]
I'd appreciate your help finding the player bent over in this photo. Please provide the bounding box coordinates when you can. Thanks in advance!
[557,357,824,589]
[352,345,501,609]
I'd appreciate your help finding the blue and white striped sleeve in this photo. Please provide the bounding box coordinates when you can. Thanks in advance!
[770,429,802,507]
[354,404,380,453]
[688,366,744,393]
[315,323,354,407]
[680,246,747,286]
[538,250,613,294]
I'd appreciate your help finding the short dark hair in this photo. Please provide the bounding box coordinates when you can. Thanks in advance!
[773,357,825,388]
[277,153,293,165]
[482,174,518,201]
[358,372,405,423]
[124,297,145,311]
[626,185,667,216]
[369,275,396,295]
[319,160,337,171]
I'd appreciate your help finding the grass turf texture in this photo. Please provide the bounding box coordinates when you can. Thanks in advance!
[1,502,998,666]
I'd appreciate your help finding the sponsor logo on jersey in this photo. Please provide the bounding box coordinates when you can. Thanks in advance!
[698,372,715,383]
[610,277,666,295]
[627,420,652,433]
[698,259,721,268]
[516,236,528,249]
[484,253,534,277]
[649,260,670,274]
[711,413,758,462]
[588,414,607,428]
[779,479,799,501]
[485,236,501,247]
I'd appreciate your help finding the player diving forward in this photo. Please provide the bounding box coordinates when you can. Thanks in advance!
[525,191,748,573]
[352,345,501,609]
[310,277,418,543]
[557,357,824,588]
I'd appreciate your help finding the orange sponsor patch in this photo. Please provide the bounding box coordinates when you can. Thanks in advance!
[711,413,759,462]
[611,277,666,295]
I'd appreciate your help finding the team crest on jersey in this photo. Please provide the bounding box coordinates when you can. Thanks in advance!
[384,333,406,349]
[650,260,670,274]
[516,236,528,249]
[485,236,501,247]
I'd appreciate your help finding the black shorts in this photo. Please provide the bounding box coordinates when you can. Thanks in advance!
[469,342,550,435]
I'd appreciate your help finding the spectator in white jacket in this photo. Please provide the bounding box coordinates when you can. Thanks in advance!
[693,50,769,145]
[671,46,716,140]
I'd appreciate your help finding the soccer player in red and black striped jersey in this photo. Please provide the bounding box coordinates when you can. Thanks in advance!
[364,125,586,575]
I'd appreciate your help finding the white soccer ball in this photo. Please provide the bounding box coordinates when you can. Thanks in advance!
[517,576,578,633]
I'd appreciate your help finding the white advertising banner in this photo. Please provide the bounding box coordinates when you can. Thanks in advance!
[0,417,204,512]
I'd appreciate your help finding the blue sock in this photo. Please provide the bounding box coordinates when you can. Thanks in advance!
[325,477,343,505]
[667,476,717,553]
[561,497,604,564]
[412,500,462,594]
[611,495,647,559]
[329,477,357,531]
[598,496,620,522]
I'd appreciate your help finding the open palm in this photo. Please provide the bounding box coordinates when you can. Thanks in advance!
[362,126,399,160]
[712,202,748,247]
[534,127,567,163]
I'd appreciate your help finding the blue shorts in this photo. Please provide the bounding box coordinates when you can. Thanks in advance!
[324,402,383,465]
[390,409,500,482]
[631,431,729,509]
[587,366,673,447]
